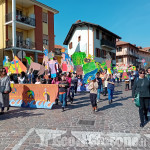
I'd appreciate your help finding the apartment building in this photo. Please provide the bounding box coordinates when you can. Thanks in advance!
[63,20,121,66]
[0,0,59,67]
[116,41,150,68]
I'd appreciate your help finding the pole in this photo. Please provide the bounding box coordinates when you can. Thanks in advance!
[12,0,16,48]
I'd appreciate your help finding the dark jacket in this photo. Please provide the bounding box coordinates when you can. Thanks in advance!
[132,77,150,98]
[58,81,69,93]
[97,77,102,89]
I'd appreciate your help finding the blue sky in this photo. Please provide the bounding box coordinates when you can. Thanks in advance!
[38,0,150,48]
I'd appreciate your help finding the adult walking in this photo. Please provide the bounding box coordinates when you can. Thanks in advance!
[0,68,10,114]
[58,75,69,112]
[88,79,98,112]
[132,68,150,127]
[107,74,115,104]
[96,73,102,103]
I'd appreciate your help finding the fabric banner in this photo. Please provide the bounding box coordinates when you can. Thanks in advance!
[9,84,58,109]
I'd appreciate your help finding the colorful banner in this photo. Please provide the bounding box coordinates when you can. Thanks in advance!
[9,84,58,109]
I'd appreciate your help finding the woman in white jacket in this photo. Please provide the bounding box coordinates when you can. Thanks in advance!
[88,79,98,112]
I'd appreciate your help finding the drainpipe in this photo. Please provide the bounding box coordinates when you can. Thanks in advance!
[12,0,16,56]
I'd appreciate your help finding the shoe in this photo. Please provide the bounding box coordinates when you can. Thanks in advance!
[145,116,148,122]
[111,100,113,103]
[0,112,4,115]
[140,123,144,128]
[95,108,98,112]
[62,107,65,112]
[108,101,111,105]
[97,99,100,103]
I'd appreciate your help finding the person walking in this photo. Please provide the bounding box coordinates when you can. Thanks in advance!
[58,75,69,112]
[0,68,10,114]
[74,73,78,94]
[107,74,115,104]
[88,79,98,112]
[96,73,102,103]
[132,68,150,127]
[104,73,108,96]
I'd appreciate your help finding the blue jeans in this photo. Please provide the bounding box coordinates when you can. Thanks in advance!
[97,89,101,100]
[70,86,74,98]
[59,93,66,107]
[107,89,114,101]
[101,85,103,93]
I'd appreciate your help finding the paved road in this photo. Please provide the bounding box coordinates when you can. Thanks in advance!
[0,83,150,150]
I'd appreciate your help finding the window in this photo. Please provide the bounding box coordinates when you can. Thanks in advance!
[43,34,49,45]
[117,47,122,52]
[118,58,123,63]
[43,12,48,23]
[96,48,100,57]
[102,50,106,58]
[96,29,99,39]
[78,36,81,42]
[69,42,73,49]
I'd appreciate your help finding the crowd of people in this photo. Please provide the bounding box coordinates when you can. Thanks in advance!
[0,67,150,128]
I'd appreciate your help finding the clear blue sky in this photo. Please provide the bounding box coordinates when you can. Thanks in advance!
[38,0,150,48]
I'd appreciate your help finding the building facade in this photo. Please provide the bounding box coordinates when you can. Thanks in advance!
[0,0,58,67]
[116,41,150,68]
[63,21,121,66]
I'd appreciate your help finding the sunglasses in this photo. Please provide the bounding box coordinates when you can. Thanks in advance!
[139,72,145,74]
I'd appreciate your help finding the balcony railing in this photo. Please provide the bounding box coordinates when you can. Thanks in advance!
[101,39,116,49]
[6,39,36,50]
[6,13,35,27]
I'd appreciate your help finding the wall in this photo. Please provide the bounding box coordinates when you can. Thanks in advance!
[68,26,88,56]
[48,11,54,52]
[34,5,43,50]
[0,0,6,67]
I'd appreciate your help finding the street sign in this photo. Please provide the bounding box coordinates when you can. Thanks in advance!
[17,51,26,59]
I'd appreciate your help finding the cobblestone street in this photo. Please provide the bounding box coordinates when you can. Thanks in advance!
[1,83,150,150]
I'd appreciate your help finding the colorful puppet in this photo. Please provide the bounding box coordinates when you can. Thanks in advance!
[28,62,45,76]
[9,56,27,74]
[25,56,33,66]
[72,52,86,66]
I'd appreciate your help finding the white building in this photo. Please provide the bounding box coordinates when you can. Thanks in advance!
[63,20,121,66]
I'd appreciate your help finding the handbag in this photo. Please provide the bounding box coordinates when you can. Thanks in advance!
[134,93,140,107]
[0,86,5,93]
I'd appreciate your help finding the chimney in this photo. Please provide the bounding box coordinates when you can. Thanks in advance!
[76,20,81,23]
[138,46,142,49]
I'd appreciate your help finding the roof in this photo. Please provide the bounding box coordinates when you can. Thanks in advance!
[116,40,139,50]
[31,0,59,14]
[116,41,129,46]
[55,45,66,49]
[142,47,150,51]
[63,21,121,45]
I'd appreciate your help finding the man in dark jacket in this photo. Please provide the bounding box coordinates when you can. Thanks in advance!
[58,75,69,112]
[132,68,150,127]
[96,73,102,103]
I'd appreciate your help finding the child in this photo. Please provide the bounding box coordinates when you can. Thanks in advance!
[35,76,41,84]
[88,79,98,112]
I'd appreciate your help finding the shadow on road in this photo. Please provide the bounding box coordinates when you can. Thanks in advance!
[99,102,123,111]
[0,107,44,121]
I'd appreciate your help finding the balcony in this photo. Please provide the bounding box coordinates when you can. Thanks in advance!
[101,39,116,49]
[6,13,35,30]
[6,39,36,50]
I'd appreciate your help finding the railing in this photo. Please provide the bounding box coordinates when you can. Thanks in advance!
[101,39,116,49]
[6,13,36,27]
[55,49,62,55]
[6,39,36,50]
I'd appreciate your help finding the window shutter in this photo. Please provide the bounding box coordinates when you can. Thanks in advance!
[43,12,48,23]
